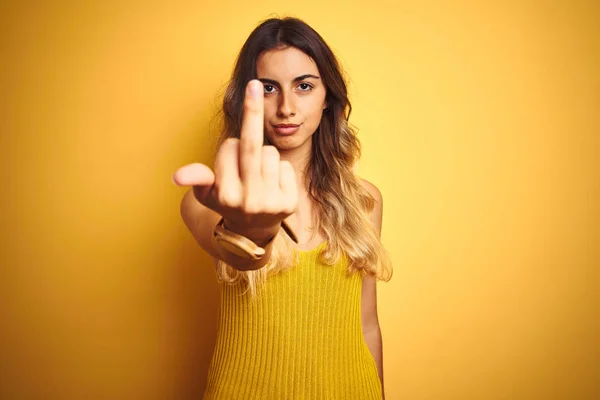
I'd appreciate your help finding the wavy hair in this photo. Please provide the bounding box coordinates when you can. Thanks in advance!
[214,17,393,296]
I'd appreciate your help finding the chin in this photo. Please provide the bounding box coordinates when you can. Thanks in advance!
[267,133,311,151]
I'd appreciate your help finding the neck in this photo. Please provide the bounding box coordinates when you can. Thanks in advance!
[278,139,312,196]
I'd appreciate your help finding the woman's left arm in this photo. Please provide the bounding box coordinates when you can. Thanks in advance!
[362,276,385,398]
[361,179,385,399]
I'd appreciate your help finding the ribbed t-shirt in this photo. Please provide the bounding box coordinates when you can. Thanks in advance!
[203,241,382,399]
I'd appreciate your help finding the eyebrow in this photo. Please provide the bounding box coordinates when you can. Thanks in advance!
[258,74,321,86]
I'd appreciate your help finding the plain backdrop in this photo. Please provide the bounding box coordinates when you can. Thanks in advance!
[1,1,598,399]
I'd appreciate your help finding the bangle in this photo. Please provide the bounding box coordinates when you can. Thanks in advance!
[213,218,298,260]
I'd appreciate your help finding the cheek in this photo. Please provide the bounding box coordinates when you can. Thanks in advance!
[262,102,276,132]
[307,110,323,128]
[304,92,326,121]
[263,101,277,119]
[303,101,325,126]
[262,102,278,141]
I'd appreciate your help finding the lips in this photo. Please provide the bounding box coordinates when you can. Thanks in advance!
[273,123,301,135]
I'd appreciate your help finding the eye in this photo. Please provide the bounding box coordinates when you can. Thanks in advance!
[263,84,277,94]
[298,82,313,91]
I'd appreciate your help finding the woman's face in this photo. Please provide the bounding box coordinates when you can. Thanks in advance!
[256,46,327,151]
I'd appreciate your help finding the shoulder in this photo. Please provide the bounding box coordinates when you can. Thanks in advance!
[360,178,383,204]
[360,178,383,233]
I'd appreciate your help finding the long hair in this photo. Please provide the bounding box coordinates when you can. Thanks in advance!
[215,17,393,296]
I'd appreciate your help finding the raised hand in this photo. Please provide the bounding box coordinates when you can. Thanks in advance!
[173,80,298,242]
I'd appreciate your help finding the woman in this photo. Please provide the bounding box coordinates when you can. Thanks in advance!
[173,16,392,399]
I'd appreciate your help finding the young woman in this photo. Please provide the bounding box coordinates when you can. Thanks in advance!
[173,17,392,399]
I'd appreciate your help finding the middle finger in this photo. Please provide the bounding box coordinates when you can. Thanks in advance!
[239,79,265,191]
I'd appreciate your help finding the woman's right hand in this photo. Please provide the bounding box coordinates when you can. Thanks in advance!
[172,80,299,244]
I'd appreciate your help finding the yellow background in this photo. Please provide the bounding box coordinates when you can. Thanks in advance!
[1,1,598,399]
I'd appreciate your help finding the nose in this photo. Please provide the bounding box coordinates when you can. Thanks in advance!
[277,89,296,118]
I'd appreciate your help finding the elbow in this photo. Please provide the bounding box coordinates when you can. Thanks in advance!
[361,311,381,336]
[362,320,381,336]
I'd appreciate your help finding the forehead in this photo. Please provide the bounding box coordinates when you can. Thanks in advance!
[256,46,319,79]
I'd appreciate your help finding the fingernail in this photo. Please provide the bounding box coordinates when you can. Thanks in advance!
[249,80,261,98]
[171,175,178,185]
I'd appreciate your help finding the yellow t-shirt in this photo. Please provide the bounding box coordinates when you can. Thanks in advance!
[203,242,382,399]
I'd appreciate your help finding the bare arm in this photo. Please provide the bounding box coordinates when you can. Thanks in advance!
[362,277,385,398]
[179,188,278,271]
[361,178,385,399]
[174,80,298,272]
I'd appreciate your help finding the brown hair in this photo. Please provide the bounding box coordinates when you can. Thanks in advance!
[215,17,393,296]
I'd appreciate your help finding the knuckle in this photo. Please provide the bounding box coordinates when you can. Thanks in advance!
[279,168,294,184]
[279,160,292,172]
[280,209,293,218]
[218,138,238,157]
[283,202,297,215]
[215,139,238,168]
[218,189,241,208]
[283,197,298,214]
[278,208,292,217]
[241,139,261,154]
[244,95,261,112]
[262,145,280,159]
[223,137,239,147]
[241,199,260,215]
[262,197,278,212]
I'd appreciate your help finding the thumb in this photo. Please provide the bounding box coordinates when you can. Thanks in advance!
[173,163,215,186]
[173,163,215,203]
